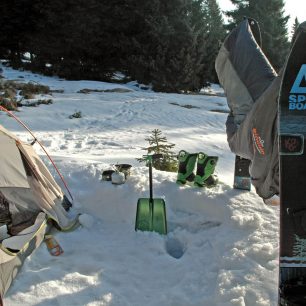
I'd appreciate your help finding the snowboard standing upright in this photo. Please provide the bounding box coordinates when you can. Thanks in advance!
[279,28,306,305]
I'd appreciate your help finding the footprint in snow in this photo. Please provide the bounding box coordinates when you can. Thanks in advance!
[165,221,221,259]
[165,237,186,259]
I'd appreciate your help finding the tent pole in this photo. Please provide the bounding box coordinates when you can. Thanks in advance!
[0,105,74,202]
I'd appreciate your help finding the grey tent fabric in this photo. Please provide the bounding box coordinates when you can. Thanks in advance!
[0,135,29,189]
[0,124,73,230]
[0,123,75,300]
[215,19,280,200]
[0,213,48,300]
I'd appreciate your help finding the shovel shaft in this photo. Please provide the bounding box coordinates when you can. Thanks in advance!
[144,154,163,200]
[149,160,153,200]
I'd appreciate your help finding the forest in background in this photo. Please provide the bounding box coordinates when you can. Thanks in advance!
[0,0,296,92]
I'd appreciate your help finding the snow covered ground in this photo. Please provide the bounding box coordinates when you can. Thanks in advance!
[1,66,279,306]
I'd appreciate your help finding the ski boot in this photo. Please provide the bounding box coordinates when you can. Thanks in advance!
[176,150,198,185]
[194,153,218,187]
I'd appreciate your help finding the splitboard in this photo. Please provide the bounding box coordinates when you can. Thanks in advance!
[278,28,306,305]
[233,155,251,191]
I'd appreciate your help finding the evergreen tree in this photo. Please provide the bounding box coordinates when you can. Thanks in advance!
[0,0,38,67]
[29,0,114,79]
[226,0,290,71]
[291,17,300,38]
[0,0,225,92]
[125,0,213,92]
[149,1,202,92]
[202,0,226,83]
[138,129,178,172]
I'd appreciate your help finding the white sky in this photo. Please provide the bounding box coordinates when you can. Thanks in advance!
[217,0,306,31]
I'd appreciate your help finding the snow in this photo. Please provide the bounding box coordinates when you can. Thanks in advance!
[1,65,279,306]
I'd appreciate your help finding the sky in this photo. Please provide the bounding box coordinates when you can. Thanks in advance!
[217,0,306,31]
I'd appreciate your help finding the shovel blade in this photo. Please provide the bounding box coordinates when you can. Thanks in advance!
[135,198,167,235]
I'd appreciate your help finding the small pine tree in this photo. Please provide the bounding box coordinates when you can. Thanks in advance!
[138,129,178,172]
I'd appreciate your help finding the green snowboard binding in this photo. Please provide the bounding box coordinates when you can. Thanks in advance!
[176,150,198,185]
[194,153,218,187]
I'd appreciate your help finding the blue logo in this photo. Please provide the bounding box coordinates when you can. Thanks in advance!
[290,64,306,94]
[289,64,306,110]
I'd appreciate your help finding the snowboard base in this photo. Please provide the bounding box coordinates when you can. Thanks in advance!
[279,277,306,306]
[278,25,306,306]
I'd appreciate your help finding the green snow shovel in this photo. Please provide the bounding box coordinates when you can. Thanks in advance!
[135,154,167,235]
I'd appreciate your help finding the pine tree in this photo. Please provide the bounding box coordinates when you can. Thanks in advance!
[0,0,38,67]
[226,0,290,71]
[138,129,178,172]
[202,0,226,83]
[29,0,114,80]
[291,17,300,38]
[1,0,226,92]
[125,0,212,92]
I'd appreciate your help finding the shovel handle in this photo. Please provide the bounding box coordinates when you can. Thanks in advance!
[142,154,163,200]
[143,154,163,162]
[149,161,153,200]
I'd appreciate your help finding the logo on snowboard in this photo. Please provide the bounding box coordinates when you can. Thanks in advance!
[289,64,306,110]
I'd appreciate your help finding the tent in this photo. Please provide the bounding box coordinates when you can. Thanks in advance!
[0,122,76,304]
